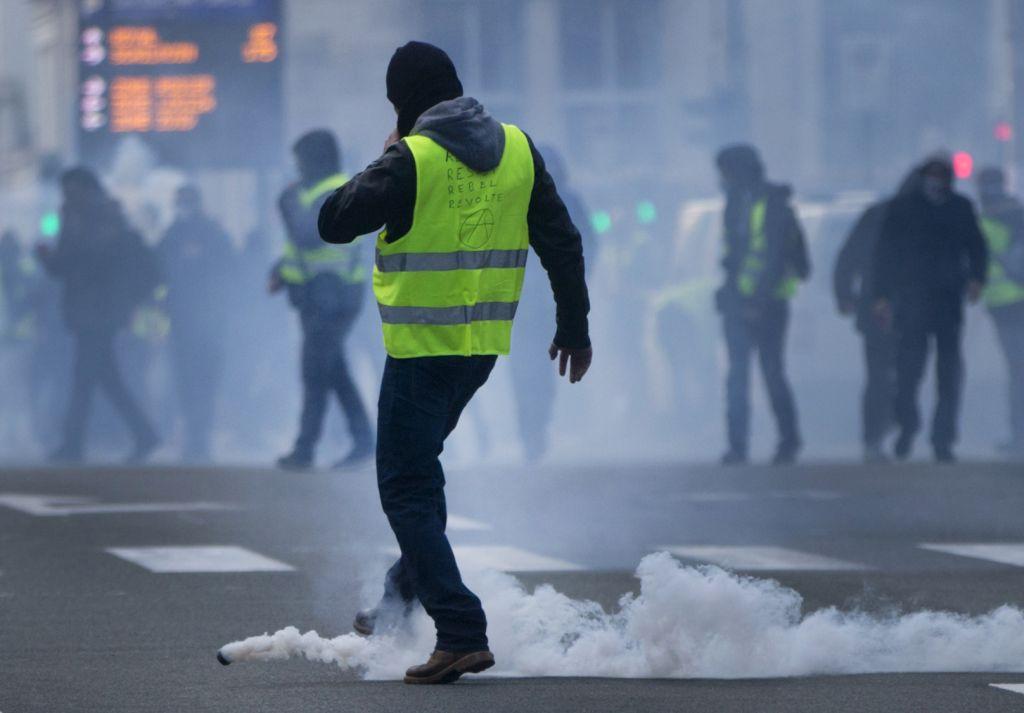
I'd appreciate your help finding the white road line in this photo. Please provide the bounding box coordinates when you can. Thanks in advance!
[383,545,583,572]
[919,543,1024,567]
[671,490,844,504]
[990,683,1024,696]
[106,546,294,573]
[446,515,493,531]
[0,493,233,517]
[661,545,867,571]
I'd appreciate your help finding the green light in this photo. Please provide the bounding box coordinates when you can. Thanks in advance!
[636,200,657,225]
[39,212,60,238]
[591,210,612,235]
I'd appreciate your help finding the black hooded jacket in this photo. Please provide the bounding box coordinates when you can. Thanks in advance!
[873,189,988,316]
[719,182,808,309]
[833,169,925,331]
[319,97,590,350]
[39,192,159,335]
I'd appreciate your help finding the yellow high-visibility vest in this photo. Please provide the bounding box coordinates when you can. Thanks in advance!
[279,172,367,286]
[373,123,534,358]
[737,198,798,300]
[981,215,1024,308]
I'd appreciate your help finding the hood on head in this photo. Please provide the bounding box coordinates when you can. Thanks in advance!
[716,144,765,188]
[292,130,340,182]
[387,41,464,138]
[411,97,505,173]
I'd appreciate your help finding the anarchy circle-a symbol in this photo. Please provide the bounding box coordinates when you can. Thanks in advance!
[459,208,495,248]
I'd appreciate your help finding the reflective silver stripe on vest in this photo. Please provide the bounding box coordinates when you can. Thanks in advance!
[378,301,519,325]
[375,249,529,273]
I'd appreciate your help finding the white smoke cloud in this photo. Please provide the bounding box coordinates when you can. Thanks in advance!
[219,552,1024,679]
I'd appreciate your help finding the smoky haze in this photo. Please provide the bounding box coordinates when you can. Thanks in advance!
[0,0,1019,467]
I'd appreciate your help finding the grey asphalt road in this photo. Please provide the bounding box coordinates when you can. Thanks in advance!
[1,459,1024,712]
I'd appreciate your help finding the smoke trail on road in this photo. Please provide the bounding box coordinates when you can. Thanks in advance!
[218,552,1024,679]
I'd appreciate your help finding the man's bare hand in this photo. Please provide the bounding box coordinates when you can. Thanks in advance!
[383,129,401,154]
[549,343,592,384]
[967,280,983,304]
[873,299,893,331]
[267,273,284,294]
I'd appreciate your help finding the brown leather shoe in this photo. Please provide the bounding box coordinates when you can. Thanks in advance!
[403,649,495,685]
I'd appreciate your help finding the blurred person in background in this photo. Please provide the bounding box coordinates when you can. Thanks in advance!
[157,184,235,462]
[873,157,987,463]
[510,146,593,462]
[0,230,33,344]
[269,130,373,470]
[976,167,1024,458]
[714,144,810,466]
[35,167,160,463]
[318,41,592,684]
[834,168,921,463]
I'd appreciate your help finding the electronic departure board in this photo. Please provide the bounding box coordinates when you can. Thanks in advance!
[77,0,283,169]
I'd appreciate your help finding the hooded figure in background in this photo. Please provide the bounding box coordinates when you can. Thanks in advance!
[317,41,592,684]
[714,144,809,466]
[833,167,922,462]
[873,157,988,462]
[157,184,236,462]
[36,167,160,463]
[269,129,373,470]
[976,166,1024,457]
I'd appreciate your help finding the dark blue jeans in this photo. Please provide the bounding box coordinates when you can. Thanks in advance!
[723,301,799,454]
[293,309,373,458]
[376,354,496,652]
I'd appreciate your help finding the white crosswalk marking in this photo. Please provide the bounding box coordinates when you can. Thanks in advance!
[919,543,1024,567]
[990,683,1024,696]
[661,545,867,571]
[106,546,294,573]
[667,490,844,504]
[0,493,233,517]
[383,545,582,572]
[446,515,493,531]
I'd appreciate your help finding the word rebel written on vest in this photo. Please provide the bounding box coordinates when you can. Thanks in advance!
[446,154,504,210]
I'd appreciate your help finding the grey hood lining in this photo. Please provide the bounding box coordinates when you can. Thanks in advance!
[411,97,506,173]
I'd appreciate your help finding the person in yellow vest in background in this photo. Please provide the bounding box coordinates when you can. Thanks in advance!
[318,42,592,684]
[269,130,373,470]
[977,167,1024,458]
[714,144,810,466]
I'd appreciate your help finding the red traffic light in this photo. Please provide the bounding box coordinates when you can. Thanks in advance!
[995,122,1013,142]
[952,151,973,180]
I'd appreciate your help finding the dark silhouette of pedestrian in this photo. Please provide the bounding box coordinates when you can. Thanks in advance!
[157,184,235,462]
[36,167,160,463]
[269,131,373,470]
[714,144,810,465]
[976,166,1024,457]
[834,168,921,462]
[873,157,988,462]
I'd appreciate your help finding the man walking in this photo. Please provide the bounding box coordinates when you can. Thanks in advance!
[270,130,374,470]
[714,144,809,465]
[157,185,235,462]
[833,168,920,462]
[873,158,988,462]
[36,168,160,463]
[318,42,592,684]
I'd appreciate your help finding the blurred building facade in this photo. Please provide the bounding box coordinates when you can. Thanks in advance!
[2,0,1018,205]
